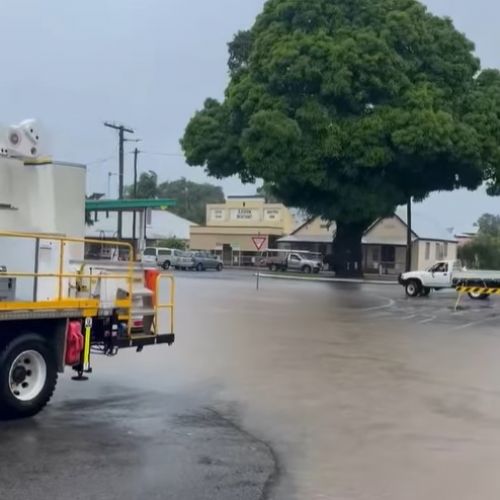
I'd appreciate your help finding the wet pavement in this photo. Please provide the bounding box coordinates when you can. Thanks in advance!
[3,271,500,499]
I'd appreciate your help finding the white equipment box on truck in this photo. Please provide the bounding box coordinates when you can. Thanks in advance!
[0,124,175,419]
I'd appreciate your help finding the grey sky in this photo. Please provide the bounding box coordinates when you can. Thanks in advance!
[0,0,498,233]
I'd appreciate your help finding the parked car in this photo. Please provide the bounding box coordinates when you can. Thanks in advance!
[191,252,223,272]
[174,251,195,271]
[142,247,186,270]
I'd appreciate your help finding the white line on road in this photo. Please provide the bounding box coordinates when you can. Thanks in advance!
[360,297,395,313]
[448,317,499,332]
[418,316,436,324]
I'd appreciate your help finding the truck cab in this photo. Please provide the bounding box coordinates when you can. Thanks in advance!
[399,260,461,297]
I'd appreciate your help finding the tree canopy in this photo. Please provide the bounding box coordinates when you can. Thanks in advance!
[125,173,225,225]
[181,0,500,275]
[459,214,500,269]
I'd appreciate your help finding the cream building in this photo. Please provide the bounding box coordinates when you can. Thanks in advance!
[190,196,296,264]
[278,207,457,274]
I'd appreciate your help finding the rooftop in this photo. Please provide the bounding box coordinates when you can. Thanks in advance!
[394,206,456,242]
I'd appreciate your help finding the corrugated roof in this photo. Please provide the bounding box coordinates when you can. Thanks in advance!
[394,206,456,242]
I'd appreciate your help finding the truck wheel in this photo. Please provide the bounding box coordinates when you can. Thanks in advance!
[302,265,312,274]
[405,280,421,298]
[270,264,278,272]
[0,334,58,420]
[196,263,204,272]
[162,260,171,271]
[468,290,490,300]
[216,263,223,272]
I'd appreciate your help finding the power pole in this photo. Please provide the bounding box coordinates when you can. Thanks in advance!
[406,197,413,272]
[104,122,134,240]
[132,148,140,254]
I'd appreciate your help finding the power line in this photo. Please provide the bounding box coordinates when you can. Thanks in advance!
[86,155,117,166]
[133,150,184,158]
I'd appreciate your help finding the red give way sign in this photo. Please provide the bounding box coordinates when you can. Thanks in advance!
[252,236,267,251]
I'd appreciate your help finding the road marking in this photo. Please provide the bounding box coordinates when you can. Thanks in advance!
[418,316,436,324]
[448,317,499,332]
[360,297,395,313]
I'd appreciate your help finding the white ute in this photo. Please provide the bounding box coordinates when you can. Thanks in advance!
[399,260,500,299]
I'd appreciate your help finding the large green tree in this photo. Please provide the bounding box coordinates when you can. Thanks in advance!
[126,174,225,224]
[181,0,500,276]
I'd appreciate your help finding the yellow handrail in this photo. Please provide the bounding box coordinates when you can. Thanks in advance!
[155,273,175,336]
[0,231,135,336]
[0,231,176,339]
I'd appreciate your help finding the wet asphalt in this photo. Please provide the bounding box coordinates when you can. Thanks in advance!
[3,270,500,499]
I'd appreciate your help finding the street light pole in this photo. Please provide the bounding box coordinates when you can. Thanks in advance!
[107,172,118,198]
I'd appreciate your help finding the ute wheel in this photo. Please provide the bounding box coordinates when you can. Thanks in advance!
[162,260,171,271]
[468,290,490,300]
[405,280,421,298]
[216,263,223,272]
[302,265,312,274]
[0,334,58,420]
[421,287,431,297]
[196,263,204,272]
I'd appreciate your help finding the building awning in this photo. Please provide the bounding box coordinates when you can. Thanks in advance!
[85,198,176,212]
[278,235,333,244]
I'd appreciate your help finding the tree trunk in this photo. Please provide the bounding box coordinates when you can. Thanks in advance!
[332,221,367,278]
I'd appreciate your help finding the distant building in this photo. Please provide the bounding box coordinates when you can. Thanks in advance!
[454,231,477,247]
[277,207,458,274]
[277,218,335,256]
[363,208,457,274]
[190,196,296,265]
[86,209,196,243]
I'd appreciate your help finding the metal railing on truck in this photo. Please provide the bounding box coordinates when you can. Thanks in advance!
[0,231,174,340]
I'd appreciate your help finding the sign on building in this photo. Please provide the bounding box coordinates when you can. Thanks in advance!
[264,209,281,221]
[230,209,259,221]
[210,209,225,221]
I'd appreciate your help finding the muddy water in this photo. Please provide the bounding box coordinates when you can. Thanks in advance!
[95,275,500,499]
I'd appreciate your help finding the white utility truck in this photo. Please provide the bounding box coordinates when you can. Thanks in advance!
[0,120,175,419]
[399,260,500,299]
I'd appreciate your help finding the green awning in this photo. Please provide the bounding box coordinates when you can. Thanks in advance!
[85,198,176,212]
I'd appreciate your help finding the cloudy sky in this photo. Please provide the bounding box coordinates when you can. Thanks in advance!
[1,0,498,233]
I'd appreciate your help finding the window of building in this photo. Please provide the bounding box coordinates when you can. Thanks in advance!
[381,246,395,263]
[436,243,445,260]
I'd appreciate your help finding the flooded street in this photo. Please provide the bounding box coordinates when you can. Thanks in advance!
[3,272,500,499]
